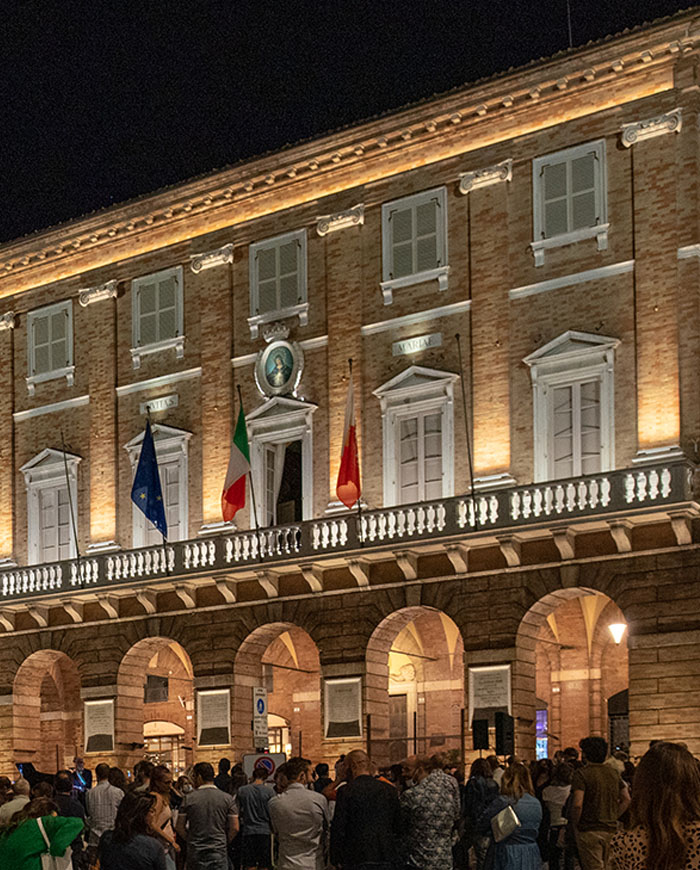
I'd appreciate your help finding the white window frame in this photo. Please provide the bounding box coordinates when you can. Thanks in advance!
[20,448,81,565]
[248,229,308,339]
[246,397,316,526]
[26,300,75,395]
[381,187,449,304]
[130,266,185,369]
[531,140,608,267]
[125,424,191,547]
[524,330,619,482]
[373,365,457,507]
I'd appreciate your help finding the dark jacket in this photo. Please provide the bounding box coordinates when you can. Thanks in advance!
[330,775,401,868]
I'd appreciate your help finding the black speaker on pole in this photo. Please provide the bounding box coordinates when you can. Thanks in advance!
[472,718,489,750]
[494,711,514,756]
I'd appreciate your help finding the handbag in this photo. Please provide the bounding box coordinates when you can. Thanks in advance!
[36,817,74,870]
[490,803,521,843]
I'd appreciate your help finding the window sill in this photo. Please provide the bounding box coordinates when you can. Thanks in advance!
[26,366,75,396]
[247,302,309,340]
[530,224,609,267]
[131,336,185,369]
[380,265,449,305]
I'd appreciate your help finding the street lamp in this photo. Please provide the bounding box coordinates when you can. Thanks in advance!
[608,622,627,645]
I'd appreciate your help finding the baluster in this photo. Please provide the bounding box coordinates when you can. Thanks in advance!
[425,504,435,532]
[661,468,672,498]
[510,491,521,520]
[167,547,175,572]
[648,469,659,499]
[564,483,575,511]
[577,481,588,510]
[553,485,564,513]
[600,477,611,506]
[624,474,635,503]
[636,472,648,502]
[589,479,599,509]
[522,490,532,519]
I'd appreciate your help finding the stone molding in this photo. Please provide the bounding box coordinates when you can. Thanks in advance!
[621,107,682,147]
[458,159,512,194]
[78,279,117,307]
[0,312,14,331]
[190,243,234,273]
[316,205,364,236]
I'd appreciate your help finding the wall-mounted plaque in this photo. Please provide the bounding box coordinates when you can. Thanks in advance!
[84,699,115,753]
[468,664,512,727]
[197,689,231,746]
[324,677,362,738]
[255,339,304,398]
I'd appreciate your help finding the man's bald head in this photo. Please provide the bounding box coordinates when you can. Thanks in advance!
[347,749,371,777]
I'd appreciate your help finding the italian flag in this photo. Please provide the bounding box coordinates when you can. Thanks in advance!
[222,406,250,521]
[336,374,361,509]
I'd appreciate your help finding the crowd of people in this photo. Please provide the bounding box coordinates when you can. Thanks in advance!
[0,737,698,869]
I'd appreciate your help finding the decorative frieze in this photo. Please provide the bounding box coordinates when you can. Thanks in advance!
[0,312,15,331]
[621,108,682,148]
[190,243,234,274]
[78,279,117,308]
[316,205,364,237]
[458,159,512,194]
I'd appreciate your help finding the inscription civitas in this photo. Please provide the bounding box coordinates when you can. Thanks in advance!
[392,332,442,356]
[140,394,179,415]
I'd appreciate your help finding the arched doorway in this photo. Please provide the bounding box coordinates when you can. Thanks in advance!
[117,638,194,773]
[233,624,321,760]
[517,588,628,758]
[13,650,82,772]
[366,607,465,768]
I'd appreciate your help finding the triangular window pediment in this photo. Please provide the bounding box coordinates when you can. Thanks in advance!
[124,424,191,461]
[21,448,81,484]
[524,330,619,368]
[373,365,458,401]
[247,396,317,428]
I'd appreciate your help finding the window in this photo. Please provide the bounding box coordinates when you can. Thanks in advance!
[21,448,80,565]
[524,331,618,482]
[247,397,316,526]
[145,675,169,703]
[131,266,184,368]
[531,140,608,266]
[248,230,308,339]
[125,424,191,546]
[27,301,74,395]
[373,366,458,507]
[381,187,449,303]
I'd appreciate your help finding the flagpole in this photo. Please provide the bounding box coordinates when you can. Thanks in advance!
[348,358,364,548]
[236,385,263,553]
[60,430,82,585]
[454,334,479,531]
[145,405,170,577]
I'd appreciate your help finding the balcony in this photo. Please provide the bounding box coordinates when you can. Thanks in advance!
[0,460,696,615]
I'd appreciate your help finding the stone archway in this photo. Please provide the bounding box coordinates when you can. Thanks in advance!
[366,606,464,768]
[516,588,628,758]
[13,649,82,772]
[233,623,321,761]
[117,637,194,772]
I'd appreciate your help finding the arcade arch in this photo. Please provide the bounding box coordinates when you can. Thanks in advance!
[233,623,321,760]
[516,588,628,759]
[117,637,194,773]
[13,649,82,773]
[366,606,465,766]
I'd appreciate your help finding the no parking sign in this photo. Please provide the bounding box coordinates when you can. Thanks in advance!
[242,752,286,782]
[253,686,269,751]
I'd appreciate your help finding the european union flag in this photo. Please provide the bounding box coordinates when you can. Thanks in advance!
[131,420,168,538]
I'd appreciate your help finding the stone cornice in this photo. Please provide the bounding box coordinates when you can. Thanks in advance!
[0,15,697,298]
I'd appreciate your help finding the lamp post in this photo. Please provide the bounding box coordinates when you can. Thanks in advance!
[608,622,627,645]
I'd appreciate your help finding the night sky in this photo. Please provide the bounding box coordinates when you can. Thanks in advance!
[1,0,693,243]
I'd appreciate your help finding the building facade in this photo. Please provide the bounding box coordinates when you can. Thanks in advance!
[1,10,700,774]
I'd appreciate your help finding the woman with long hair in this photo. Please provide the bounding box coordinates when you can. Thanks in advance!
[478,762,543,870]
[465,757,500,870]
[98,790,167,870]
[610,741,700,870]
[149,764,179,870]
[0,796,83,870]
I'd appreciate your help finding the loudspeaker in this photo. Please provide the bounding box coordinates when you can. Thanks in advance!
[495,711,514,756]
[472,718,489,750]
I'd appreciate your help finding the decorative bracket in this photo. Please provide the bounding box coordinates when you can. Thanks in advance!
[394,550,418,581]
[0,312,15,331]
[608,519,633,553]
[497,534,521,567]
[174,584,197,609]
[256,570,280,598]
[348,559,370,587]
[316,205,365,236]
[136,590,157,614]
[621,108,682,147]
[78,279,117,307]
[300,563,323,593]
[458,159,512,194]
[190,243,234,274]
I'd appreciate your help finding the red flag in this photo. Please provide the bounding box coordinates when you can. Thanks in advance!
[336,374,361,509]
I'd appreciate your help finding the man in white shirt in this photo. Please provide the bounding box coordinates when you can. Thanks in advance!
[0,777,30,825]
[85,763,123,863]
[268,757,329,870]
